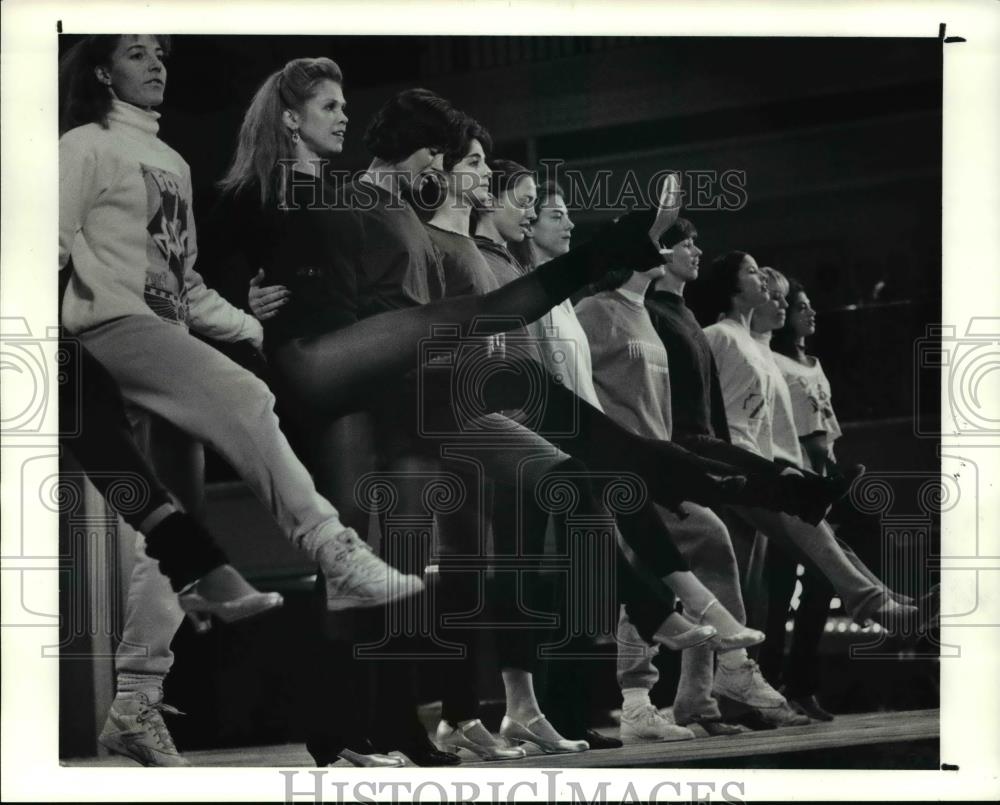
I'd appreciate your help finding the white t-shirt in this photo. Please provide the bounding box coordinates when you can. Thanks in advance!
[773,352,843,450]
[527,298,603,410]
[751,331,806,467]
[703,317,775,459]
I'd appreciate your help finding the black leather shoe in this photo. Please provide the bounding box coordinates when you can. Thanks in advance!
[685,718,750,736]
[581,729,622,750]
[398,746,462,767]
[789,695,834,722]
[726,707,778,731]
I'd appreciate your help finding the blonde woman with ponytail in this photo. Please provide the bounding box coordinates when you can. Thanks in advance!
[58,36,424,766]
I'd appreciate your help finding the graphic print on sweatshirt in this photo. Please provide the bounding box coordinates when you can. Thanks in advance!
[626,339,671,375]
[737,381,770,454]
[141,164,190,324]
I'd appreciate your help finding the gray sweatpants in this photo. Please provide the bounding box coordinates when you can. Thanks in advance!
[617,501,744,723]
[78,315,351,688]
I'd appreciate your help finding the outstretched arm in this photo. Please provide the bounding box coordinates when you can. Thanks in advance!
[248,268,291,322]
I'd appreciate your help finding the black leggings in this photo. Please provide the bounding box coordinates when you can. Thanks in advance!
[759,540,833,697]
[438,456,679,725]
[59,338,227,589]
[275,335,746,581]
[271,208,665,414]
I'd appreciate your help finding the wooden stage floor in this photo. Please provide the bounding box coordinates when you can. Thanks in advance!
[64,708,938,770]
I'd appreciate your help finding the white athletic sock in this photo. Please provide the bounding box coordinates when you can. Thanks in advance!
[116,673,164,700]
[622,687,652,711]
[718,648,750,670]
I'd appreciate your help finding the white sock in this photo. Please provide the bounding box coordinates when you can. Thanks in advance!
[308,518,353,563]
[116,674,164,702]
[718,648,749,670]
[621,687,652,711]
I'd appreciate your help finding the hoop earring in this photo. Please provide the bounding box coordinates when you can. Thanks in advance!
[291,131,300,144]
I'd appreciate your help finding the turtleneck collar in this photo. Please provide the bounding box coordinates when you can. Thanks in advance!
[615,287,647,308]
[751,329,773,344]
[107,99,161,136]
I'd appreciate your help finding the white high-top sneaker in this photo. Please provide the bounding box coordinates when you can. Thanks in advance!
[619,704,695,744]
[98,690,191,767]
[319,528,425,611]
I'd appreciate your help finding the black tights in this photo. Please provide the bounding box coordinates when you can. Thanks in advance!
[759,541,833,697]
[271,206,664,414]
[275,335,745,581]
[438,456,679,725]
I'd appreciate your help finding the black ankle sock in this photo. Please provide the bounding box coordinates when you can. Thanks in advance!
[144,512,229,592]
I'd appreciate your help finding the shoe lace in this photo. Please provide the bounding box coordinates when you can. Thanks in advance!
[325,529,376,567]
[745,659,769,683]
[135,701,184,751]
[626,703,663,726]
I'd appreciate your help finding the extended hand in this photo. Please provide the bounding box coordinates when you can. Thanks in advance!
[248,268,290,321]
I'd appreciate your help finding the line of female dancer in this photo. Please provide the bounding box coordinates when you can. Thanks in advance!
[59,37,924,767]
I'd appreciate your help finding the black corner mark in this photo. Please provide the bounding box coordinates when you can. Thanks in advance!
[941,763,959,771]
[57,20,63,33]
[939,23,966,43]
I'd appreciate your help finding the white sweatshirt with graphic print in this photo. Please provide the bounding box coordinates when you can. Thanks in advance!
[59,100,262,346]
[703,317,775,460]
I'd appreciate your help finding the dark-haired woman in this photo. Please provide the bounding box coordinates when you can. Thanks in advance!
[231,74,759,754]
[477,160,776,740]
[58,36,423,766]
[224,66,765,571]
[757,274,905,720]
[697,252,918,632]
[749,270,837,720]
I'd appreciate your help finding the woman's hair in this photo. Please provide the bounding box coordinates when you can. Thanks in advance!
[689,250,749,326]
[488,158,533,198]
[522,180,569,270]
[58,34,172,134]
[443,116,494,172]
[363,88,465,163]
[588,267,635,295]
[534,180,567,215]
[592,217,700,296]
[772,276,808,358]
[218,57,344,208]
[659,216,698,249]
[760,266,789,297]
[470,157,534,236]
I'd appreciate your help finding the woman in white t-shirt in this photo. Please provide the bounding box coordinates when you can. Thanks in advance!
[751,270,838,721]
[770,279,842,474]
[697,252,916,634]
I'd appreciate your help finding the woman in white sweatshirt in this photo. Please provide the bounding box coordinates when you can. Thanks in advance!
[58,34,423,767]
[696,251,917,634]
